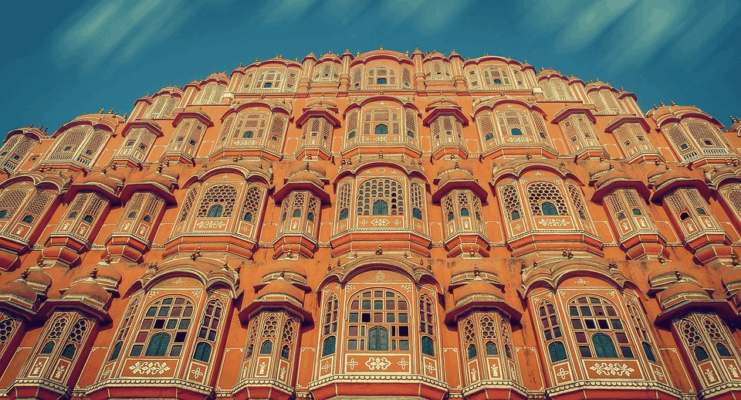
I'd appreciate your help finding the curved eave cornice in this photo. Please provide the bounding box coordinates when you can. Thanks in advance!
[344,96,421,116]
[445,296,522,324]
[296,109,341,128]
[239,59,303,71]
[537,72,568,81]
[492,161,583,186]
[462,55,524,68]
[52,118,119,138]
[172,111,214,128]
[432,178,488,202]
[5,127,45,143]
[185,164,273,188]
[317,256,442,295]
[0,296,38,321]
[551,106,597,125]
[199,75,230,87]
[223,100,293,120]
[604,116,651,133]
[152,87,184,98]
[64,182,121,205]
[239,296,313,323]
[274,180,331,203]
[472,98,546,118]
[348,52,414,67]
[705,167,741,190]
[423,106,468,126]
[126,261,241,299]
[593,178,650,202]
[651,178,711,202]
[39,297,111,323]
[519,259,634,298]
[120,182,176,205]
[618,91,637,101]
[585,84,619,94]
[654,299,735,326]
[122,120,164,137]
[333,160,427,185]
[650,108,724,130]
[0,173,69,193]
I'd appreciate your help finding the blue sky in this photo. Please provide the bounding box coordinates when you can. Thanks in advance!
[1,0,739,139]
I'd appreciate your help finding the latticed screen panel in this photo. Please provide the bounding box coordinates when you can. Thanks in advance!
[501,183,522,222]
[313,62,340,82]
[495,109,536,141]
[194,83,226,105]
[48,128,88,162]
[527,182,569,216]
[478,112,496,148]
[568,184,594,232]
[665,123,698,161]
[686,121,729,153]
[0,189,29,220]
[356,178,405,216]
[240,186,266,227]
[197,185,239,218]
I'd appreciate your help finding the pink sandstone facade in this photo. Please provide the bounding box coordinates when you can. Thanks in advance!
[0,48,741,399]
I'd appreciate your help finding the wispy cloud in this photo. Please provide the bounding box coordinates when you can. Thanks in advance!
[672,0,740,67]
[51,0,194,70]
[556,0,639,53]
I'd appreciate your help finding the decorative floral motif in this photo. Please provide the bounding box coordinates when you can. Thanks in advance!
[370,219,390,227]
[195,220,226,229]
[397,358,409,370]
[556,368,570,379]
[537,218,570,227]
[129,361,170,375]
[346,358,358,370]
[365,357,391,370]
[589,362,635,377]
[374,271,386,282]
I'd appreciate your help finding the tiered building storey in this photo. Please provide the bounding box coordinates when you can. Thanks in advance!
[2,48,741,400]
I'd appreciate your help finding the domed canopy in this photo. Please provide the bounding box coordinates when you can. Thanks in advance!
[648,164,710,201]
[239,277,312,323]
[63,277,110,304]
[445,278,521,323]
[120,164,177,204]
[0,280,38,304]
[654,281,735,325]
[592,166,650,202]
[274,169,330,204]
[433,164,487,202]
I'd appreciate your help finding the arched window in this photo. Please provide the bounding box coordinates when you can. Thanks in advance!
[717,343,731,357]
[632,208,642,216]
[61,344,76,359]
[127,212,137,219]
[372,200,388,215]
[197,185,238,218]
[207,204,223,217]
[356,179,404,216]
[281,344,291,359]
[592,333,618,358]
[41,342,55,354]
[447,212,454,221]
[143,215,151,222]
[375,124,388,135]
[617,212,626,221]
[486,341,498,355]
[569,296,632,358]
[194,343,211,362]
[0,210,7,218]
[511,128,522,136]
[680,212,690,220]
[460,207,470,217]
[83,215,94,223]
[368,326,389,351]
[413,208,422,219]
[347,290,409,351]
[420,336,434,356]
[339,208,349,220]
[468,344,477,359]
[243,131,254,139]
[307,212,315,222]
[511,210,520,220]
[485,133,494,141]
[322,295,339,355]
[292,209,302,218]
[322,336,336,356]
[643,342,656,362]
[22,215,34,223]
[528,182,568,216]
[376,78,387,85]
[110,342,123,361]
[260,340,273,354]
[542,202,558,215]
[133,296,193,357]
[549,342,567,362]
[145,332,171,356]
[694,346,709,361]
[243,212,253,222]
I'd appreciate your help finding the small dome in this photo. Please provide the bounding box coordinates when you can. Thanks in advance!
[652,169,692,189]
[106,167,126,183]
[0,280,37,303]
[722,267,741,289]
[453,279,503,304]
[141,170,176,188]
[438,168,475,187]
[646,163,672,183]
[258,278,305,302]
[595,168,633,189]
[657,282,709,306]
[25,266,52,288]
[64,278,109,303]
[590,159,613,180]
[287,171,324,187]
[83,170,119,191]
[95,265,123,284]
